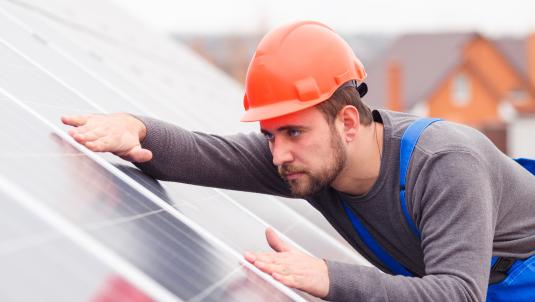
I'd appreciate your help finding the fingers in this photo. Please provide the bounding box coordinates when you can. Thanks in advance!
[244,246,330,298]
[243,251,256,263]
[61,115,90,127]
[244,251,305,290]
[244,251,289,274]
[255,260,287,275]
[245,252,282,275]
[121,146,153,163]
[70,127,104,143]
[247,251,279,264]
[266,227,290,252]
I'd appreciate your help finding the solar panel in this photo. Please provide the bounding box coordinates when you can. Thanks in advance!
[0,0,249,134]
[0,0,372,300]
[0,189,153,302]
[0,93,303,301]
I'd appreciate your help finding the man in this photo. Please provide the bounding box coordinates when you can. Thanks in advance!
[62,21,535,301]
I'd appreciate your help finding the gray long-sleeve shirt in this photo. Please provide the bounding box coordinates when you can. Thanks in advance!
[135,109,535,301]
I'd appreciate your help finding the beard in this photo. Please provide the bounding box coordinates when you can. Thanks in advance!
[278,130,347,198]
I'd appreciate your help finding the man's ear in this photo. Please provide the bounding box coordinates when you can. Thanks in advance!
[337,105,360,143]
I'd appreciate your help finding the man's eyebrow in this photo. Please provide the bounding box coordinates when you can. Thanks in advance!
[260,125,308,134]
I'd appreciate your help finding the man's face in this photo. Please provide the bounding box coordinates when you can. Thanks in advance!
[260,107,347,198]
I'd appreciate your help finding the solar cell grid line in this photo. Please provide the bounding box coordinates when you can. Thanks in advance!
[134,181,280,253]
[0,176,179,302]
[213,188,320,257]
[6,0,224,77]
[0,1,242,134]
[224,190,373,266]
[5,0,152,57]
[0,40,99,120]
[0,12,140,116]
[45,28,240,133]
[239,192,368,263]
[0,1,207,131]
[0,2,159,117]
[0,0,342,274]
[276,195,359,250]
[0,90,305,301]
[0,192,155,302]
[4,0,234,104]
[2,0,250,133]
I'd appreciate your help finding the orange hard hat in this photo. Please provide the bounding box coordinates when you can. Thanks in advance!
[241,20,367,122]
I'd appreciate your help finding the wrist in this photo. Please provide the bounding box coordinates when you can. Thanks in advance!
[138,121,147,142]
[319,258,330,298]
[125,113,147,142]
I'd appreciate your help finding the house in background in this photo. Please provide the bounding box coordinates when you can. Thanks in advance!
[365,33,535,155]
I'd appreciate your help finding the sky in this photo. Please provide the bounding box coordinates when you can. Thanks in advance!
[112,0,535,36]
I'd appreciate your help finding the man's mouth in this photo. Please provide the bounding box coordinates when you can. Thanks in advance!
[282,171,305,180]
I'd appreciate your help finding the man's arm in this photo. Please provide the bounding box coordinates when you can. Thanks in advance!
[133,116,291,196]
[333,151,495,301]
[62,114,292,197]
[246,151,495,301]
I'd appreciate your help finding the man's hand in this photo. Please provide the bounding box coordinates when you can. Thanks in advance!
[61,113,153,163]
[244,228,330,298]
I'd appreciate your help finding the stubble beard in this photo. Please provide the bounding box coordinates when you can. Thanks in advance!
[278,131,347,198]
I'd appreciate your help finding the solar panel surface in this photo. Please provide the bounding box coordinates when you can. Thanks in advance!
[0,0,372,300]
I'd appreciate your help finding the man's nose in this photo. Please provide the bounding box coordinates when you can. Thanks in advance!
[271,140,294,167]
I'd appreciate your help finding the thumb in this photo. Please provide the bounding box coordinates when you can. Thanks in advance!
[122,146,153,163]
[265,227,291,252]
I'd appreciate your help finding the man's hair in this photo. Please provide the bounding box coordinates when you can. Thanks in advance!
[315,85,373,126]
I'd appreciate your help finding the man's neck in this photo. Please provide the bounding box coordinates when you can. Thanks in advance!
[331,121,384,196]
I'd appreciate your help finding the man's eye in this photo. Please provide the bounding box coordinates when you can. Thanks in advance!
[263,132,274,141]
[288,129,301,137]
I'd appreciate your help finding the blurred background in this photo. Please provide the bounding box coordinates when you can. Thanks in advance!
[113,0,535,157]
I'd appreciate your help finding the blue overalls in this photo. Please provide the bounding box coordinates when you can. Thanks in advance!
[341,118,535,301]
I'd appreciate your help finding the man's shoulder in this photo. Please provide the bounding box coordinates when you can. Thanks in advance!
[377,109,494,156]
[415,120,493,157]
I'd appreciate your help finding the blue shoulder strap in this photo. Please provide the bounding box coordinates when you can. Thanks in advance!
[341,199,414,276]
[514,158,535,175]
[340,117,440,276]
[342,117,533,278]
[399,118,442,238]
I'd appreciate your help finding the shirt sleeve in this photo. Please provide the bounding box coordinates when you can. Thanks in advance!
[132,116,292,197]
[325,150,495,302]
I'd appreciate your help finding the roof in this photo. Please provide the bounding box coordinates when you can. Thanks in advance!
[494,37,529,80]
[364,32,478,109]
